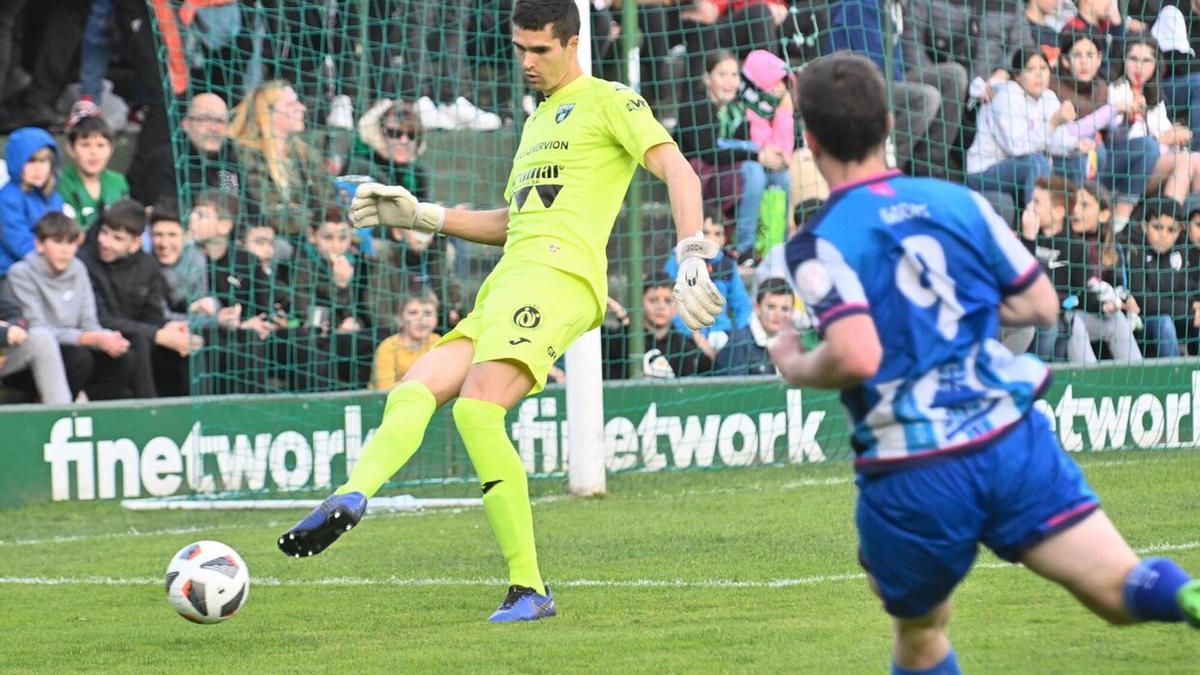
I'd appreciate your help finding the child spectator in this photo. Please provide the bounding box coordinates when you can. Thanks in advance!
[1128,198,1199,356]
[1062,0,1145,78]
[966,46,1060,217]
[0,280,71,405]
[738,49,795,261]
[1108,35,1200,205]
[58,116,129,231]
[79,198,203,397]
[151,199,213,323]
[602,273,714,380]
[714,276,794,376]
[1049,28,1159,233]
[976,0,1064,82]
[292,210,379,389]
[1045,182,1144,362]
[371,289,440,390]
[677,50,779,254]
[5,212,143,399]
[367,226,463,335]
[663,208,752,358]
[0,127,63,278]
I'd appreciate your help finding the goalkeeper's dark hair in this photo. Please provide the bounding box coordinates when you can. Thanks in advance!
[755,277,794,304]
[100,198,148,237]
[797,53,889,162]
[643,271,674,294]
[512,0,580,45]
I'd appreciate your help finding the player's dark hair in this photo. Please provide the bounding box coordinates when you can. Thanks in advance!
[797,53,890,162]
[643,271,674,293]
[149,197,181,227]
[511,0,580,45]
[192,190,239,222]
[100,198,148,237]
[34,211,82,243]
[67,115,114,145]
[755,277,793,304]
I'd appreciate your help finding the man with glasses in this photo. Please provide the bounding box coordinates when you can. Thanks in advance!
[137,92,242,207]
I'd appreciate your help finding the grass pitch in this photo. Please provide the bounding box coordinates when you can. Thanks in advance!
[1,449,1197,673]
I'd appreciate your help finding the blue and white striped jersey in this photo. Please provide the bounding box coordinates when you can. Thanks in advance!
[785,170,1050,473]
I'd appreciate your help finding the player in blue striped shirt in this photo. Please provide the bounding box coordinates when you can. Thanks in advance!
[770,53,1199,674]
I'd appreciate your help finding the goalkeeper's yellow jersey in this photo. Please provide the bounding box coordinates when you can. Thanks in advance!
[502,74,675,308]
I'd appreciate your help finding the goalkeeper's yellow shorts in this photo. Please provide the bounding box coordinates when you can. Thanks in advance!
[436,259,601,394]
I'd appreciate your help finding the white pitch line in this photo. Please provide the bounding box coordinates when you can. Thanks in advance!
[4,541,1198,590]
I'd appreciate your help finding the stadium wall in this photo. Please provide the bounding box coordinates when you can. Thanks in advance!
[4,363,1199,507]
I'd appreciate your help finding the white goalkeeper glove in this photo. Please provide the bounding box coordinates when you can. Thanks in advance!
[672,233,726,330]
[349,182,445,234]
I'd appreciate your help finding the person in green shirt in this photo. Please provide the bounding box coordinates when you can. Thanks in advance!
[58,116,129,231]
[277,0,726,622]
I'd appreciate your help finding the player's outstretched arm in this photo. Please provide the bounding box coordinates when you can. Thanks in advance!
[350,182,509,246]
[768,314,882,390]
[999,272,1059,328]
[643,142,726,330]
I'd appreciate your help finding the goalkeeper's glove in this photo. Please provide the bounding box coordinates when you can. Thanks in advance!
[672,233,726,330]
[350,183,445,234]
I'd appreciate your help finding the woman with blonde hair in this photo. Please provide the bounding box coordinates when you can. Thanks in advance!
[228,81,332,239]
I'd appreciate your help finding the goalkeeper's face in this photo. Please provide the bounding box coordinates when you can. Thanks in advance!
[512,25,580,94]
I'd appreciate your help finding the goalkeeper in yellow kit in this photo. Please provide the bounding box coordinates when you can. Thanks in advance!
[277,0,725,621]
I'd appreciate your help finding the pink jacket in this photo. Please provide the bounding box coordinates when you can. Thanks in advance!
[742,50,795,154]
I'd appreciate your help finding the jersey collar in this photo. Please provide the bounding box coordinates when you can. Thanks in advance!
[827,168,902,197]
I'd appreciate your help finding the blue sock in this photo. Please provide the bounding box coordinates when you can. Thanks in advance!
[892,648,960,675]
[1123,557,1191,622]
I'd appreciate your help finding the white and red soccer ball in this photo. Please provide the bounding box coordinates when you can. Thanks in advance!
[165,540,249,624]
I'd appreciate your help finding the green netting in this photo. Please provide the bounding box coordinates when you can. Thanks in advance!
[144,0,1199,497]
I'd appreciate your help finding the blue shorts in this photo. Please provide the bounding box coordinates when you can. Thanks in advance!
[855,410,1099,618]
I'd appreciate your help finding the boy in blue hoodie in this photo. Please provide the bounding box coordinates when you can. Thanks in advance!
[0,127,64,277]
[663,209,752,360]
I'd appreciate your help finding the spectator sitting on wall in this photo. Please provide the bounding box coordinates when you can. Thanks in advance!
[602,272,715,380]
[0,127,64,278]
[79,198,203,397]
[0,277,71,404]
[371,289,441,390]
[713,276,794,376]
[5,211,142,400]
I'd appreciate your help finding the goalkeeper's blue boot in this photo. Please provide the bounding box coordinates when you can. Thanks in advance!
[277,492,367,558]
[487,585,556,622]
[1179,580,1200,628]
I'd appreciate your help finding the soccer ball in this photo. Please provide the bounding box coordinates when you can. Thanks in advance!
[165,540,250,624]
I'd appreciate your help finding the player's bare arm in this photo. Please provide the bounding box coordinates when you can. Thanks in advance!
[999,273,1059,328]
[644,142,727,330]
[349,183,510,246]
[441,207,510,246]
[643,142,703,241]
[768,313,882,389]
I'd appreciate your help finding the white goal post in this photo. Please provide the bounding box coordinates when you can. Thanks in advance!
[565,0,607,497]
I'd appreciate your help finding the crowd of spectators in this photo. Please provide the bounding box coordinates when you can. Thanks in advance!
[1,0,1200,405]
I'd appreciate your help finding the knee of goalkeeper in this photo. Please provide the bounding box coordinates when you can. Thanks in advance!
[672,232,726,330]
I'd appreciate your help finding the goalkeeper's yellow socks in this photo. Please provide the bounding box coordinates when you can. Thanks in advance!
[452,397,545,596]
[336,381,437,498]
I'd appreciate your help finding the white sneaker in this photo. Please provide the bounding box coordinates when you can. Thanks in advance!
[417,96,456,130]
[443,96,501,131]
[327,94,354,130]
